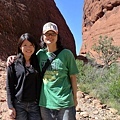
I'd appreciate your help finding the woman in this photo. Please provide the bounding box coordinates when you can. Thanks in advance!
[6,33,42,120]
[37,22,79,120]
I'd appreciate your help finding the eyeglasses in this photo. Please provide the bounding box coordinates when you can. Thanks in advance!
[43,33,57,37]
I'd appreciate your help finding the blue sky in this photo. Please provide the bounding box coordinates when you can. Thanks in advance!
[54,0,84,55]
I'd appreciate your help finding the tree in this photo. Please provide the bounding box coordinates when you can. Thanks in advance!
[91,36,120,68]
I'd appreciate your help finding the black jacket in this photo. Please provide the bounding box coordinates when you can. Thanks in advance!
[6,56,42,108]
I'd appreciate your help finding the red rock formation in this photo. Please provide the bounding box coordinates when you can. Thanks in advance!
[80,0,120,59]
[0,0,77,60]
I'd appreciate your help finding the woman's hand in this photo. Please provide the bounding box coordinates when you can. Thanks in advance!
[9,108,16,119]
[6,55,17,66]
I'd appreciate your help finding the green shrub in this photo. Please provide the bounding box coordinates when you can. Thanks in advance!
[76,59,120,114]
[109,80,120,100]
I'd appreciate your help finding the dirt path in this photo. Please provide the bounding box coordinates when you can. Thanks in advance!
[0,61,120,120]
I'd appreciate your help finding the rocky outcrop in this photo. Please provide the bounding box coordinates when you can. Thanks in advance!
[80,0,120,57]
[76,91,120,119]
[0,0,77,60]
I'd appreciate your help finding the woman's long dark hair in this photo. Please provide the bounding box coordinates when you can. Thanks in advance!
[40,34,63,49]
[17,33,39,71]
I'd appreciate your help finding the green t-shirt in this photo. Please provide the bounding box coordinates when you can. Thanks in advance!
[36,49,79,109]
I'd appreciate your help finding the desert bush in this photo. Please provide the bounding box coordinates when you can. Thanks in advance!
[88,36,120,68]
[76,59,120,113]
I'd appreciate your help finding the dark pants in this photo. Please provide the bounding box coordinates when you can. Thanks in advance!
[40,106,76,120]
[14,100,41,120]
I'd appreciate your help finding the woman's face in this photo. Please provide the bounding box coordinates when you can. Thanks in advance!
[43,30,58,45]
[20,40,35,58]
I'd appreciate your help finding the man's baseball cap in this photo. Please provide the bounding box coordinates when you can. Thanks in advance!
[43,22,58,34]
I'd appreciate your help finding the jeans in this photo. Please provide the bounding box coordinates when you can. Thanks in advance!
[14,99,41,120]
[40,106,76,120]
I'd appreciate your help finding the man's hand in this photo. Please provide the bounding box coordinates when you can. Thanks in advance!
[6,55,17,66]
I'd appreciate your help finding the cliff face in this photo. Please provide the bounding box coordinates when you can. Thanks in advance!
[80,0,120,56]
[0,0,76,60]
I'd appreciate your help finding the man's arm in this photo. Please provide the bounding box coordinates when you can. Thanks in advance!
[70,74,78,107]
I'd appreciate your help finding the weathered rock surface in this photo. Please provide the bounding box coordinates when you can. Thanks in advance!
[80,0,120,58]
[0,0,77,60]
[0,61,120,120]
